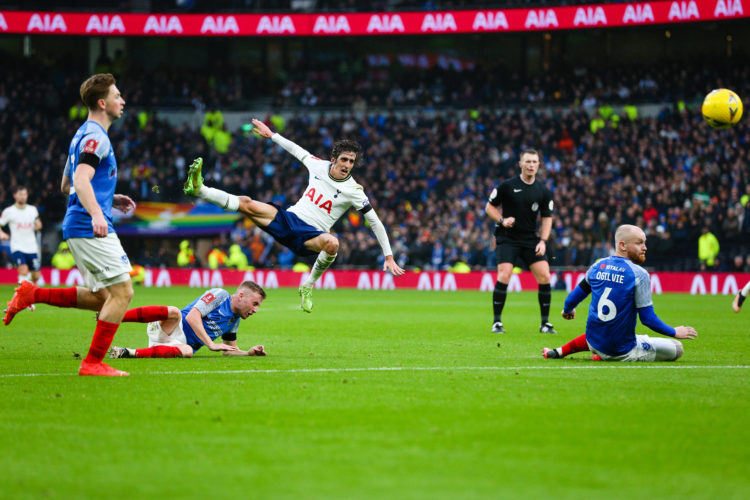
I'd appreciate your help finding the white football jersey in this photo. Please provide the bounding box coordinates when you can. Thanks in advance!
[0,204,40,254]
[277,138,370,232]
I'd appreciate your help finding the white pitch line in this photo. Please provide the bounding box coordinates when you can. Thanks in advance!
[0,365,748,378]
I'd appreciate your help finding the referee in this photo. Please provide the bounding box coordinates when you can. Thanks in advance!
[485,149,556,334]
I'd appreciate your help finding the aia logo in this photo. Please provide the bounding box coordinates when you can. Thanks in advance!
[201,293,215,304]
[304,187,333,213]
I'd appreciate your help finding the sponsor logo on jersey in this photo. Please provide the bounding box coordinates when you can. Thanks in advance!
[304,187,333,214]
[201,293,215,304]
[514,188,522,192]
[83,139,99,154]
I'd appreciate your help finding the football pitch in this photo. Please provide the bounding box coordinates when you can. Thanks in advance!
[0,285,748,499]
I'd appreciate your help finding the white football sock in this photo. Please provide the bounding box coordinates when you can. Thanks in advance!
[18,274,32,284]
[303,252,337,288]
[197,185,240,211]
[741,281,750,297]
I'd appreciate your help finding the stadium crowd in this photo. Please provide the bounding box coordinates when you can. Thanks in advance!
[1,54,749,273]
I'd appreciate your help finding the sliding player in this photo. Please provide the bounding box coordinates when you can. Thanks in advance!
[543,224,697,361]
[109,281,266,359]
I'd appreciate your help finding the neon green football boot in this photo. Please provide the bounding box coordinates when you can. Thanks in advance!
[299,286,313,313]
[183,157,204,196]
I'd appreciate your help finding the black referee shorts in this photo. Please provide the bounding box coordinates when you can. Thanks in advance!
[495,239,547,268]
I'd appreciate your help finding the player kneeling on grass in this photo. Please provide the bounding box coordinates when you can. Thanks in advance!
[109,281,266,359]
[543,224,697,362]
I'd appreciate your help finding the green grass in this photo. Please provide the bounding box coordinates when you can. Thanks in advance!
[0,285,748,499]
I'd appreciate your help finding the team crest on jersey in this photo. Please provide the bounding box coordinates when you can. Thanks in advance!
[83,139,99,154]
[121,254,129,264]
[531,202,539,212]
[201,293,215,304]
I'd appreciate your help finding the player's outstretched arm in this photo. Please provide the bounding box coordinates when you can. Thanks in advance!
[362,209,404,276]
[223,345,266,356]
[637,305,689,338]
[185,308,238,352]
[674,326,698,339]
[251,118,312,164]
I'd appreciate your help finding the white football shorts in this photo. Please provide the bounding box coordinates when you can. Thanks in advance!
[590,334,682,362]
[147,320,188,347]
[67,233,132,292]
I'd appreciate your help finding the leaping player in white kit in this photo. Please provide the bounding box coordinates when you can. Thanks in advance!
[183,117,405,312]
[0,186,43,286]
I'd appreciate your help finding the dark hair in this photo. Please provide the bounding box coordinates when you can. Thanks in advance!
[331,139,362,167]
[13,186,28,194]
[80,73,116,110]
[520,149,540,159]
[239,280,266,299]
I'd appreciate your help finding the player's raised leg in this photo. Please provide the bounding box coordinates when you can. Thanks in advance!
[4,282,108,325]
[184,157,277,227]
[733,280,750,313]
[299,234,340,312]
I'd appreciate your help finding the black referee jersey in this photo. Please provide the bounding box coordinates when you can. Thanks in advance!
[488,176,554,243]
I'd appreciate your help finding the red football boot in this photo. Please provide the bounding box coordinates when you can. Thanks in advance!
[4,281,36,325]
[78,360,130,377]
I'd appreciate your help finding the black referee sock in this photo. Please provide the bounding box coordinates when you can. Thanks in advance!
[539,283,552,324]
[493,282,508,322]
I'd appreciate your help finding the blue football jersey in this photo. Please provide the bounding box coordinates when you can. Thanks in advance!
[584,256,653,356]
[62,121,117,239]
[181,288,240,351]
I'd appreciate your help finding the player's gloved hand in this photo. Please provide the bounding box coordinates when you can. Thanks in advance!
[674,326,698,339]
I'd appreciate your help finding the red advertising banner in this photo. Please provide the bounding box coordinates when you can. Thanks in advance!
[0,1,746,36]
[1,268,748,295]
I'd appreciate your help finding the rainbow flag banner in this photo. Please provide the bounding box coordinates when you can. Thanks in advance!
[113,202,241,236]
